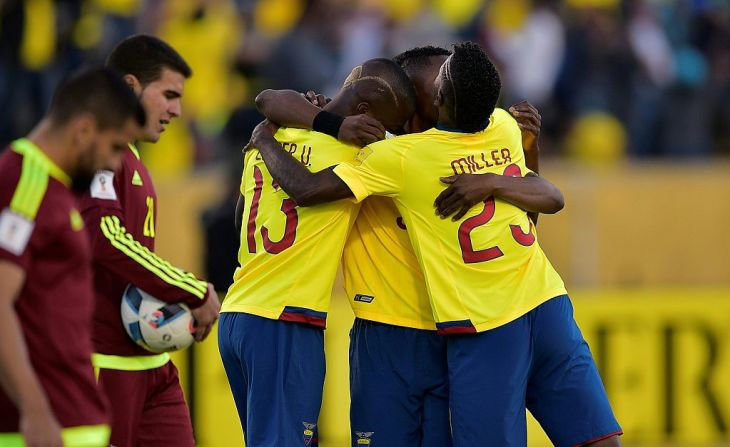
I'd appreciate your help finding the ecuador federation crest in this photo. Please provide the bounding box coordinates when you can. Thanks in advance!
[303,422,317,446]
[355,431,374,445]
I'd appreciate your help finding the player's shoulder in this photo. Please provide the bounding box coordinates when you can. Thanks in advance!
[486,108,519,133]
[0,141,73,220]
[366,131,432,153]
[276,126,344,145]
[0,147,23,194]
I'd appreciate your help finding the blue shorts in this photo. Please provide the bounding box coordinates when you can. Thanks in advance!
[350,318,452,447]
[447,295,621,447]
[218,313,325,447]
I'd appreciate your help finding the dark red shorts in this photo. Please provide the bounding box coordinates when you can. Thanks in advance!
[98,362,194,447]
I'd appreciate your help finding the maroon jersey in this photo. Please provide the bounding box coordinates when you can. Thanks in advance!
[0,139,108,431]
[78,145,208,357]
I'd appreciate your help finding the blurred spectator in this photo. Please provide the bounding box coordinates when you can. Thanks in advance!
[1,0,729,163]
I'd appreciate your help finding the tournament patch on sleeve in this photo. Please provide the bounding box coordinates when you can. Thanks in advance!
[90,170,118,200]
[0,207,35,256]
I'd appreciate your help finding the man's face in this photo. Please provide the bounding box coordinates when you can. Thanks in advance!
[73,118,140,192]
[404,55,449,134]
[137,68,185,142]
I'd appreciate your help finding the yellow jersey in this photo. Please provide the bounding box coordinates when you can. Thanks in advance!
[334,109,567,334]
[342,197,435,330]
[223,128,360,327]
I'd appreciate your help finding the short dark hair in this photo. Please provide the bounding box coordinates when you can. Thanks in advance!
[393,45,451,73]
[48,67,146,130]
[441,42,501,133]
[352,58,417,131]
[106,34,192,85]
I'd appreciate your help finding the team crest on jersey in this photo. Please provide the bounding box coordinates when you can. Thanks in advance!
[355,431,374,445]
[353,147,373,166]
[131,170,144,186]
[90,170,117,200]
[302,422,316,445]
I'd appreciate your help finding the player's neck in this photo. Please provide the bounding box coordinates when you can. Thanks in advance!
[27,119,76,175]
[436,106,460,132]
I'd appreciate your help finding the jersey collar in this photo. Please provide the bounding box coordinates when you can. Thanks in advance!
[11,138,72,187]
[435,123,470,133]
[128,143,141,160]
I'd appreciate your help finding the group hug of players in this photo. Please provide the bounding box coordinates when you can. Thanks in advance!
[0,33,622,447]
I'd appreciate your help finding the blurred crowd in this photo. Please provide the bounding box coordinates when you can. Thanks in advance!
[2,0,730,173]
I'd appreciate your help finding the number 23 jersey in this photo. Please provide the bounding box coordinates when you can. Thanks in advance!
[334,109,566,334]
[223,128,360,328]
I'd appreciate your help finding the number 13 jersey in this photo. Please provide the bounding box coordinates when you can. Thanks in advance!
[333,109,566,334]
[222,128,360,328]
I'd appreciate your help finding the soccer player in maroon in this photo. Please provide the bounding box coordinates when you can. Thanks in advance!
[0,68,145,447]
[78,35,221,447]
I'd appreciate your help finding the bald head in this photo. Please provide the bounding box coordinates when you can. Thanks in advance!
[335,58,416,134]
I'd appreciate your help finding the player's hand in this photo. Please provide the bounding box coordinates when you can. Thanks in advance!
[509,101,541,153]
[20,406,63,447]
[190,283,220,342]
[302,90,331,108]
[435,173,501,220]
[338,115,385,147]
[246,120,280,153]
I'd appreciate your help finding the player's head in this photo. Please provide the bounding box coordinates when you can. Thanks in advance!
[47,67,146,191]
[434,42,501,133]
[393,45,451,133]
[331,58,416,134]
[106,34,192,143]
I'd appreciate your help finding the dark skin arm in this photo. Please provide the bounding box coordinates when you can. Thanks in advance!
[254,89,385,147]
[434,101,563,221]
[250,120,354,207]
[512,101,542,224]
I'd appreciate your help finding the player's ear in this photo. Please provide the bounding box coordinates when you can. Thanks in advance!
[356,102,370,115]
[122,74,143,96]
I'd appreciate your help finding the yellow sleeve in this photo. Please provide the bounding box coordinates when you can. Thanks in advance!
[240,150,256,195]
[332,141,403,203]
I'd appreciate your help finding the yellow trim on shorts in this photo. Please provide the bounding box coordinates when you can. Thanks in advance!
[0,424,110,447]
[91,352,170,371]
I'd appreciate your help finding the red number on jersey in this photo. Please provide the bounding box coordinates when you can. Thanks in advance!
[457,163,536,263]
[247,166,299,254]
[458,196,504,263]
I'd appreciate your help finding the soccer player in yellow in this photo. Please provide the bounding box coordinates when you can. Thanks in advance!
[253,45,564,447]
[249,42,622,447]
[219,58,416,447]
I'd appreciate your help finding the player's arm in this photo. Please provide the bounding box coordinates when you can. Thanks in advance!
[435,173,563,220]
[254,89,385,147]
[81,197,220,341]
[250,120,355,206]
[0,261,63,447]
[511,101,542,224]
[434,101,563,221]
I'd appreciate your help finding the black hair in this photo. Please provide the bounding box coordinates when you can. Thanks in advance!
[106,34,192,85]
[441,42,501,133]
[393,45,452,73]
[355,58,417,130]
[48,67,146,130]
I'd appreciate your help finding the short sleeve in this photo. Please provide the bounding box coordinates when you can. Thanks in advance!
[332,141,403,203]
[0,207,35,271]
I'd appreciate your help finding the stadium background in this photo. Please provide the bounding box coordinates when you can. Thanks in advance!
[2,0,729,445]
